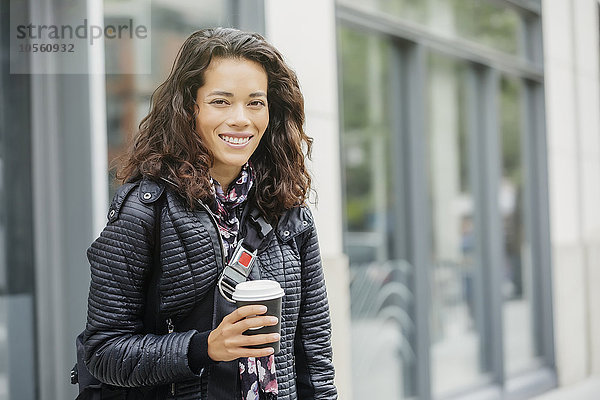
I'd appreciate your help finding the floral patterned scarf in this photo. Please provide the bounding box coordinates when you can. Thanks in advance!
[210,162,278,400]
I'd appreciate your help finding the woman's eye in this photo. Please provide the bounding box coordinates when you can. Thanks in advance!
[249,100,266,107]
[210,99,228,105]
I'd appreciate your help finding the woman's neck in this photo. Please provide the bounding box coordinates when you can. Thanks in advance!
[210,166,242,193]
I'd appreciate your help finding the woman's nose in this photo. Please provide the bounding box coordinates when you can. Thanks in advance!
[227,103,251,127]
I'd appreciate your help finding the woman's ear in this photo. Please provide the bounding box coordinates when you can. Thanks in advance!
[189,100,199,122]
[188,86,201,122]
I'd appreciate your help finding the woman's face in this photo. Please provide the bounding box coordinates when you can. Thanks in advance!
[194,57,269,185]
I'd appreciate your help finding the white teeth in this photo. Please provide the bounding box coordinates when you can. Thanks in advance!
[221,135,250,145]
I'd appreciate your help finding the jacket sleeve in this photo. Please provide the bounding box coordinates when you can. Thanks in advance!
[294,213,338,399]
[82,188,199,387]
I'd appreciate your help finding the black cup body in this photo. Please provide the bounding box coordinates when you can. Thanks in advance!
[236,296,282,354]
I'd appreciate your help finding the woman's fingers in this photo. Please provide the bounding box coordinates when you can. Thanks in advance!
[236,333,280,347]
[237,346,276,359]
[236,315,278,333]
[223,305,278,334]
[224,305,267,323]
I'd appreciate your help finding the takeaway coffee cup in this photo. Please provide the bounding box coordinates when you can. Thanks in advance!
[233,280,284,354]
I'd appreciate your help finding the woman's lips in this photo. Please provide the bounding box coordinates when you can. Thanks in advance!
[219,134,253,146]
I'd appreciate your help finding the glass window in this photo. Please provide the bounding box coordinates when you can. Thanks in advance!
[426,53,489,396]
[337,1,549,398]
[499,75,538,375]
[339,25,416,399]
[337,0,524,58]
[105,0,231,195]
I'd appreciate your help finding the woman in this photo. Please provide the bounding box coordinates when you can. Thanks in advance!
[82,28,337,399]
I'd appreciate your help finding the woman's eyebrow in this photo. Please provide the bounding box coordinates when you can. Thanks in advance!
[206,90,266,98]
[249,91,267,98]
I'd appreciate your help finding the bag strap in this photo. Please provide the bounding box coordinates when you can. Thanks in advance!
[243,207,274,250]
[216,206,275,302]
[142,196,164,334]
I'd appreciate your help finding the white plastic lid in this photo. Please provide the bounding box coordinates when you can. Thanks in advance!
[232,280,284,302]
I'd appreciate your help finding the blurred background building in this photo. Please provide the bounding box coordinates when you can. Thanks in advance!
[1,0,599,399]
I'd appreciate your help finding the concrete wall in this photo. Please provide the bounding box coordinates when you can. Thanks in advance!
[542,0,600,385]
[264,1,352,398]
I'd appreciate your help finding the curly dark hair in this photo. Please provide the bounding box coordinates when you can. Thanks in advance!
[114,27,312,220]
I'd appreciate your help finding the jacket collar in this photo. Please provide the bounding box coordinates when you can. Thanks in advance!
[158,176,313,242]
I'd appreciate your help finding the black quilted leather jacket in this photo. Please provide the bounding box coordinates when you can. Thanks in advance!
[82,177,337,399]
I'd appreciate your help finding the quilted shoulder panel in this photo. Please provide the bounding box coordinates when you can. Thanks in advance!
[139,177,165,204]
[107,182,139,223]
[276,205,313,243]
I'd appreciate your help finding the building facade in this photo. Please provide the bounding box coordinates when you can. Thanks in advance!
[0,0,599,399]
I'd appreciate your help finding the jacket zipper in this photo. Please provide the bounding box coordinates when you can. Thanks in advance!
[166,318,176,396]
[196,199,227,271]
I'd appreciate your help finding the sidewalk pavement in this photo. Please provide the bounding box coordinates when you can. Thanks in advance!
[531,378,600,400]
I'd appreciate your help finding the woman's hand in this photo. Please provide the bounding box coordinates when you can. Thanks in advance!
[207,305,280,362]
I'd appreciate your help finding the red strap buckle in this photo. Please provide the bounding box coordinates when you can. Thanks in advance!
[238,250,253,268]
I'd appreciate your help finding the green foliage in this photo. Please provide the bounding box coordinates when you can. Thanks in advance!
[452,0,521,55]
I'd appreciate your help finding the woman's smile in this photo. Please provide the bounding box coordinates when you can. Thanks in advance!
[218,132,253,146]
